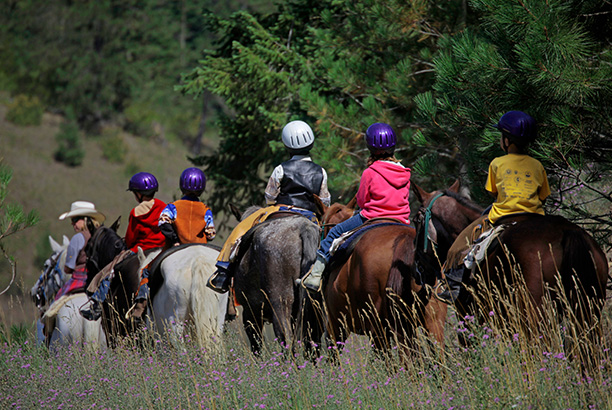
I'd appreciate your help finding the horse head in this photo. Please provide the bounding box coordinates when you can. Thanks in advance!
[321,197,357,236]
[31,235,70,310]
[85,217,126,277]
[412,181,484,268]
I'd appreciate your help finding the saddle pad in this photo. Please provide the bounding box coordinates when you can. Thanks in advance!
[148,243,221,300]
[232,211,319,266]
[327,219,409,270]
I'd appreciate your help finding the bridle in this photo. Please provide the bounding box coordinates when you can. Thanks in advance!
[418,192,445,253]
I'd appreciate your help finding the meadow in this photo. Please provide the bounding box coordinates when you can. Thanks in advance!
[2,294,612,410]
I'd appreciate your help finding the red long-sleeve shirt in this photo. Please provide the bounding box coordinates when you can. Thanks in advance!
[125,198,167,252]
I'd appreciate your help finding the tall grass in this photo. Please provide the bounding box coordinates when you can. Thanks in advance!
[2,287,611,409]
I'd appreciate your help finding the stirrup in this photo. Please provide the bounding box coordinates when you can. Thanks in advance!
[207,270,231,294]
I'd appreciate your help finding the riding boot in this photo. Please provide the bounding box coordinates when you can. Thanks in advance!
[207,267,232,294]
[130,272,150,323]
[80,299,103,321]
[437,265,465,304]
[301,254,327,292]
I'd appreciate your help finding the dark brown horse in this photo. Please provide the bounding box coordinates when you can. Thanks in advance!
[310,201,447,358]
[85,220,139,346]
[413,182,608,352]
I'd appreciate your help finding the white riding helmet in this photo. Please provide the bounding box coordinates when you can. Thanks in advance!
[281,120,315,150]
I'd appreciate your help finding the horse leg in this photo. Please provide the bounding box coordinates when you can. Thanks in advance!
[423,295,448,349]
[297,291,325,361]
[242,309,265,355]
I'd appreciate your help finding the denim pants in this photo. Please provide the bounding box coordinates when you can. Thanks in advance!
[91,277,111,303]
[318,213,366,261]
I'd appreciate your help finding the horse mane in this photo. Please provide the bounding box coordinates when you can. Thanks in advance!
[442,189,484,214]
[86,226,126,275]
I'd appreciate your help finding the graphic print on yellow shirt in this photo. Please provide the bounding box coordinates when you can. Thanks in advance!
[485,154,551,224]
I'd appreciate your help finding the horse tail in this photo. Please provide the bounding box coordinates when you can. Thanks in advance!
[300,223,320,279]
[190,248,228,348]
[387,232,415,299]
[559,227,606,327]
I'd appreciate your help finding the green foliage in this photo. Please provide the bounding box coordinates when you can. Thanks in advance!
[0,163,39,243]
[0,323,31,346]
[0,162,39,295]
[181,0,468,213]
[415,0,612,243]
[0,0,249,136]
[5,94,44,126]
[54,120,85,167]
[100,128,127,164]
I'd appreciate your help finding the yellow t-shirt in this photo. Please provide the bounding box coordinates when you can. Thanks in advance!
[485,153,551,224]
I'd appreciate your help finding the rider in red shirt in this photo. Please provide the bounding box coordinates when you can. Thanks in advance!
[80,172,166,321]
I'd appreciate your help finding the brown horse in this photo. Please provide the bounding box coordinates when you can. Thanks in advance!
[309,201,447,358]
[413,182,608,352]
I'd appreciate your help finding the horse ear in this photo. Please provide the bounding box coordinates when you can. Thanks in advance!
[110,216,121,232]
[49,236,62,253]
[229,203,242,221]
[62,235,70,247]
[346,196,357,209]
[312,194,327,219]
[448,179,461,193]
[137,247,146,264]
[411,183,430,204]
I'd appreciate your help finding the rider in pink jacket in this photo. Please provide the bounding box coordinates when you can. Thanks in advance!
[357,160,411,222]
[302,122,411,292]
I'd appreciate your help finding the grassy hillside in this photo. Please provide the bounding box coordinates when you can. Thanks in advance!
[0,99,236,325]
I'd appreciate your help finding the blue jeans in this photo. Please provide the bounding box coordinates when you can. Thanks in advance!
[318,213,366,261]
[91,277,111,303]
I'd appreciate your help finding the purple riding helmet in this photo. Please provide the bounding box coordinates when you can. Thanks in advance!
[494,111,537,146]
[365,122,397,155]
[127,172,159,192]
[180,167,206,193]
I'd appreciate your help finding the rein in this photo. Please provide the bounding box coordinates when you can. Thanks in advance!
[421,192,444,252]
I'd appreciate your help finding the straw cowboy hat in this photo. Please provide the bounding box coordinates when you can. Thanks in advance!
[59,201,106,223]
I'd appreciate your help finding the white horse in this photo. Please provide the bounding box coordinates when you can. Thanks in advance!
[31,235,107,351]
[138,244,228,349]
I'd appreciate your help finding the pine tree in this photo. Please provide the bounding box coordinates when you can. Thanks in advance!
[0,163,39,295]
[180,0,467,215]
[415,0,612,244]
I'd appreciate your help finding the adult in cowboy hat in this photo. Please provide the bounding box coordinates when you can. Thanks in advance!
[58,201,106,224]
[54,201,106,301]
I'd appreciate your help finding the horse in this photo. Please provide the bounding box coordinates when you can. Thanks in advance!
[230,206,320,355]
[413,182,608,355]
[311,200,447,360]
[139,244,228,350]
[31,235,107,351]
[84,219,135,346]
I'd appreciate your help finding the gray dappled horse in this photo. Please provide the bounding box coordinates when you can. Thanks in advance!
[230,206,320,355]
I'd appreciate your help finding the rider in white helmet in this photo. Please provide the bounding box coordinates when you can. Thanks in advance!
[207,120,331,294]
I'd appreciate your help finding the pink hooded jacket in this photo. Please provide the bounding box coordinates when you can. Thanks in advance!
[356,160,411,223]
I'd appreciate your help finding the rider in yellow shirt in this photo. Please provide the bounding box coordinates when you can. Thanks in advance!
[438,110,550,304]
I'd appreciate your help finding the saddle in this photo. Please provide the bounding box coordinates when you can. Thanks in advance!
[229,210,319,270]
[462,214,539,269]
[326,218,409,273]
[147,243,221,301]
